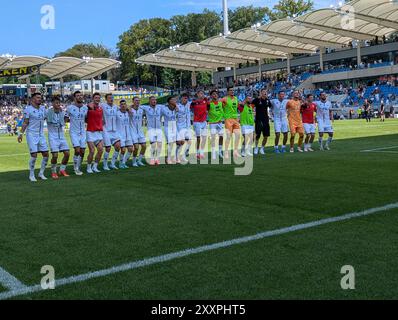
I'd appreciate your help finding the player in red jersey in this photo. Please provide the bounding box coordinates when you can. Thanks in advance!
[86,93,105,173]
[190,90,208,159]
[301,94,317,152]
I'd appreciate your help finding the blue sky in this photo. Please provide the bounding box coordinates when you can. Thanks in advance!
[1,0,333,57]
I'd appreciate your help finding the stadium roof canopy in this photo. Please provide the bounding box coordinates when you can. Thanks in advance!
[4,56,49,69]
[135,0,398,72]
[200,36,286,59]
[0,55,121,79]
[343,0,398,30]
[135,37,287,71]
[155,48,245,68]
[295,8,396,40]
[226,28,318,54]
[259,19,353,48]
[136,53,216,71]
[0,57,10,68]
[176,43,260,63]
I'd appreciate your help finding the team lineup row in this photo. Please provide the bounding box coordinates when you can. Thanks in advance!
[17,88,335,182]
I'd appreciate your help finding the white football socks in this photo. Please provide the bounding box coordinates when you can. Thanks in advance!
[40,157,48,175]
[29,157,37,176]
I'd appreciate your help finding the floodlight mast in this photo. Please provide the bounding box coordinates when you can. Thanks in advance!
[223,0,229,36]
[223,0,231,72]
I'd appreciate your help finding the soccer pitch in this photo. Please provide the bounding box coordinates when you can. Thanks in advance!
[0,119,397,300]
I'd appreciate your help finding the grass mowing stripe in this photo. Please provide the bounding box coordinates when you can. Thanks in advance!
[1,201,397,300]
[0,266,27,291]
[0,153,29,157]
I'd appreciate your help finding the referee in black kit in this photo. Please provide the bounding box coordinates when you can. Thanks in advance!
[252,88,272,155]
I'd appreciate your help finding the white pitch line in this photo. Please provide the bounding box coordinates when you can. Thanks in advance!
[0,267,28,291]
[361,146,398,153]
[1,202,398,300]
[0,153,29,158]
[364,151,398,154]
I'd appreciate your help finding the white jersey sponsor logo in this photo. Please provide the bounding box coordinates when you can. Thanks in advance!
[24,105,47,136]
[316,100,332,123]
[129,107,144,135]
[66,105,88,135]
[47,110,66,140]
[116,110,131,142]
[141,105,163,130]
[176,102,191,129]
[161,105,177,129]
[102,104,118,133]
[270,99,288,121]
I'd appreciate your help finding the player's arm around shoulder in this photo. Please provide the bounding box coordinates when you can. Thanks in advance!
[18,107,30,143]
[238,102,244,113]
[64,105,70,123]
[18,118,29,143]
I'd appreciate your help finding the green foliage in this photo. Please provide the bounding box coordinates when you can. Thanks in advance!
[269,0,314,20]
[116,1,315,88]
[170,9,222,44]
[2,2,315,88]
[228,6,271,32]
[55,43,111,59]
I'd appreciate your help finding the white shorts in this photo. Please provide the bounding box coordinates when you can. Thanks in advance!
[194,122,208,137]
[27,134,48,154]
[121,138,133,148]
[210,123,224,136]
[147,128,163,144]
[103,131,121,147]
[164,126,178,144]
[318,121,334,133]
[49,137,69,153]
[274,118,289,133]
[304,123,316,135]
[241,125,255,135]
[177,127,192,141]
[131,130,146,145]
[87,131,104,145]
[70,132,86,149]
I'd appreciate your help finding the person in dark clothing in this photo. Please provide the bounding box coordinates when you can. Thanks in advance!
[363,99,372,123]
[252,88,272,155]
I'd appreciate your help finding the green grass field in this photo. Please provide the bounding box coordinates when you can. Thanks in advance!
[0,119,397,300]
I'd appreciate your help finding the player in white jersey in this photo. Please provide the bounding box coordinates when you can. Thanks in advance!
[116,100,134,169]
[46,97,70,180]
[162,97,178,165]
[176,93,193,163]
[18,93,49,182]
[129,97,146,167]
[270,91,289,154]
[141,96,163,166]
[66,91,88,176]
[102,94,122,171]
[316,92,334,151]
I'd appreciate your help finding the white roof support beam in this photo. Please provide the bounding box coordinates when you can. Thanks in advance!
[346,11,398,30]
[259,30,346,48]
[176,49,253,64]
[200,43,285,59]
[225,37,314,54]
[294,20,372,40]
[155,54,232,68]
[49,61,87,79]
[136,60,212,72]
